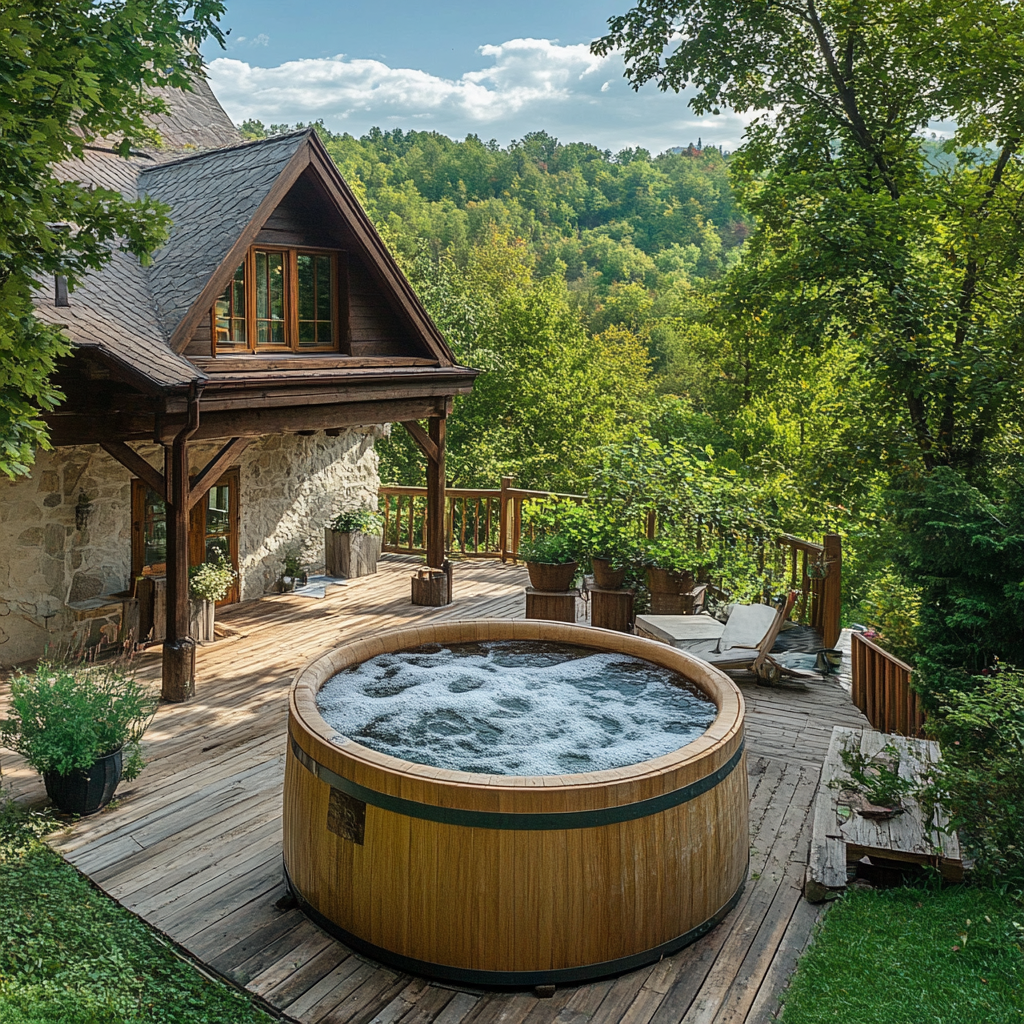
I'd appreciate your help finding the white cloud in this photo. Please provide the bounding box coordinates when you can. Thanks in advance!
[207,38,751,153]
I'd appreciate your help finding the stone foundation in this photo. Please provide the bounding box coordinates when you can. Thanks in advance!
[0,428,383,667]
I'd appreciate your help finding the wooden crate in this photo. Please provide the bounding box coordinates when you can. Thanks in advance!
[590,587,634,632]
[525,587,579,623]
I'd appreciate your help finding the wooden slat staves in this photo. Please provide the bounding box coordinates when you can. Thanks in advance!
[850,632,923,738]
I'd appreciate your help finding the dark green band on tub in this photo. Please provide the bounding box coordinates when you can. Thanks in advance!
[291,735,744,830]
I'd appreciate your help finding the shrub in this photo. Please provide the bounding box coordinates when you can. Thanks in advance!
[890,469,1024,706]
[857,568,921,665]
[188,556,236,602]
[0,663,156,781]
[924,669,1024,885]
[329,508,384,534]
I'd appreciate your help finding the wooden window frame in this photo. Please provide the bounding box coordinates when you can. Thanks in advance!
[131,470,241,606]
[189,468,240,606]
[212,246,343,356]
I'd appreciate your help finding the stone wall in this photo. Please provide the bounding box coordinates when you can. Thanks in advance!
[0,428,383,667]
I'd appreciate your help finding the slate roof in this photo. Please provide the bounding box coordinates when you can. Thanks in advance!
[35,80,455,392]
[138,130,308,340]
[36,148,203,389]
[144,78,243,157]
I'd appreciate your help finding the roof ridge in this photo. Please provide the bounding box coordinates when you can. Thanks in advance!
[138,127,313,175]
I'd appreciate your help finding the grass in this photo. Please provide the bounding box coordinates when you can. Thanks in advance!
[0,801,274,1024]
[780,884,1024,1024]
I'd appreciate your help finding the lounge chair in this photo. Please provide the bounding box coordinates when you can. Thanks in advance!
[696,593,822,683]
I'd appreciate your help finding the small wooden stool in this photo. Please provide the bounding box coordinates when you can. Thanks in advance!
[525,587,579,623]
[590,587,634,632]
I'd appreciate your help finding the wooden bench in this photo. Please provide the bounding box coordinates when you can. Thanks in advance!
[806,725,963,901]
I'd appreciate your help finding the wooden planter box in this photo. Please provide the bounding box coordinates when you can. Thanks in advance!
[325,529,381,578]
[189,599,215,643]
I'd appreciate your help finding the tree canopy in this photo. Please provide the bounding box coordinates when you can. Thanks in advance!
[0,1,226,477]
[594,0,1024,480]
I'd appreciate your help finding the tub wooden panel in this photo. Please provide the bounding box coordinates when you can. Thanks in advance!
[283,619,748,985]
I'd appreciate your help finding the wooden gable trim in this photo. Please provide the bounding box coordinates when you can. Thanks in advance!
[303,141,455,366]
[169,141,314,354]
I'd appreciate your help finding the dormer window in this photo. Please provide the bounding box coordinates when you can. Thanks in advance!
[213,247,340,354]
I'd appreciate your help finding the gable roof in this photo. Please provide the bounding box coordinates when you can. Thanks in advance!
[36,87,460,391]
[138,130,309,340]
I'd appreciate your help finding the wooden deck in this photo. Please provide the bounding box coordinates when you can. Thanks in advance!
[2,555,870,1024]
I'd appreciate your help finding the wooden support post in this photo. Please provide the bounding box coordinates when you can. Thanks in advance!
[425,415,446,572]
[499,476,512,562]
[162,386,201,702]
[821,533,842,648]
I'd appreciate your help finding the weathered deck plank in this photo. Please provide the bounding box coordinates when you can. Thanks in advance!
[2,555,871,1024]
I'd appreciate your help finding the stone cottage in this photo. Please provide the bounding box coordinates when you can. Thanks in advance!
[1,79,476,697]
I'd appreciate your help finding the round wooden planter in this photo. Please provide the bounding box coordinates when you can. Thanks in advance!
[591,556,628,590]
[525,560,578,592]
[44,748,123,816]
[647,566,694,594]
[285,620,748,986]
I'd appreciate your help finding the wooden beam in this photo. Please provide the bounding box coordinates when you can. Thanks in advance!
[188,438,250,511]
[425,414,447,572]
[100,441,166,500]
[400,420,438,463]
[156,396,450,443]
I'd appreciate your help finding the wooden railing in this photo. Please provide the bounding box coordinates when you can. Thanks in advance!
[380,478,584,561]
[851,631,924,737]
[379,482,842,645]
[777,533,842,648]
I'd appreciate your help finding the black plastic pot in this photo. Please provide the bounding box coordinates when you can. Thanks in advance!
[43,748,123,816]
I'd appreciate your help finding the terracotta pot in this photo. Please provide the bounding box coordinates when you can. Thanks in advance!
[646,567,694,594]
[44,748,123,816]
[592,557,628,590]
[526,560,578,592]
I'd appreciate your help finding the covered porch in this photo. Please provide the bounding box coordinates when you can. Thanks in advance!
[2,554,869,1024]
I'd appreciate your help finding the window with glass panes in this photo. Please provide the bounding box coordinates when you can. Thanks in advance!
[212,248,338,354]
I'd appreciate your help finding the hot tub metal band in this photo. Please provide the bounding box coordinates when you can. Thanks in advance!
[291,735,744,830]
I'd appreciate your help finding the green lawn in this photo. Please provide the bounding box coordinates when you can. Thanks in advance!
[780,885,1024,1024]
[0,803,273,1024]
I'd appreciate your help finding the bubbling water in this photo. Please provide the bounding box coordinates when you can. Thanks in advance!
[315,641,717,776]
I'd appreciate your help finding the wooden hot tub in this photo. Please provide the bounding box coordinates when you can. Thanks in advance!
[283,619,748,986]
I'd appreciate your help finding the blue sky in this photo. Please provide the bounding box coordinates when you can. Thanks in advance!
[203,0,752,154]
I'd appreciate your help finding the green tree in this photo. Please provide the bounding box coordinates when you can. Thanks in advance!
[377,231,658,491]
[0,1,226,477]
[595,0,1024,479]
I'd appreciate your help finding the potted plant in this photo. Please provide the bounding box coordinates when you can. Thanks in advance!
[188,555,236,641]
[519,531,580,592]
[325,507,383,578]
[278,549,306,592]
[1,662,157,816]
[643,536,703,613]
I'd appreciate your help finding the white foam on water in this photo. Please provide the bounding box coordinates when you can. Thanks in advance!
[315,641,717,776]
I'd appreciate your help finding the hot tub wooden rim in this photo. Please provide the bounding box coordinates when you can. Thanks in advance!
[289,619,743,810]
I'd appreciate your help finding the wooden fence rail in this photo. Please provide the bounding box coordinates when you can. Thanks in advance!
[378,481,842,646]
[851,631,925,737]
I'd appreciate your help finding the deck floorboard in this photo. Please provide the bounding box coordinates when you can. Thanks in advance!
[2,555,868,1024]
